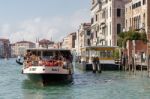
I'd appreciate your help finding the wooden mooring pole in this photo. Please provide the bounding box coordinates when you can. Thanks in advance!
[92,63,96,73]
[92,57,101,73]
[147,55,150,77]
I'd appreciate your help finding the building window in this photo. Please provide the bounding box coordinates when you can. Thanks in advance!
[87,30,91,35]
[117,24,121,34]
[130,18,132,27]
[143,13,145,25]
[138,15,141,29]
[117,8,121,17]
[126,20,127,28]
[95,31,97,38]
[87,39,91,46]
[105,26,108,36]
[143,0,146,5]
[96,14,98,21]
[130,6,131,10]
[91,18,94,24]
[109,22,111,35]
[102,27,106,36]
[92,0,95,4]
[132,1,141,9]
[138,2,141,6]
[106,0,108,3]
[110,7,111,17]
[102,10,106,18]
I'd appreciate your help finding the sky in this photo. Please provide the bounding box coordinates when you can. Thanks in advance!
[0,0,91,43]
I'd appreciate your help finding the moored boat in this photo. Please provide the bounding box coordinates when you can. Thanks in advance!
[22,48,74,85]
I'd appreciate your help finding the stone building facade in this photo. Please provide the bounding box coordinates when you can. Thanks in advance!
[75,23,91,56]
[38,39,54,48]
[0,39,11,58]
[125,0,150,63]
[125,0,147,31]
[13,41,35,56]
[62,32,76,50]
[91,0,127,46]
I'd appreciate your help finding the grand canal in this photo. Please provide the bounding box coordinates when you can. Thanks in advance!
[1,59,150,99]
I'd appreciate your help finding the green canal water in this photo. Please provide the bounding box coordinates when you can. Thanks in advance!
[1,59,150,99]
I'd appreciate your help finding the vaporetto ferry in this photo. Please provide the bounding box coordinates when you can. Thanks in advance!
[22,48,74,85]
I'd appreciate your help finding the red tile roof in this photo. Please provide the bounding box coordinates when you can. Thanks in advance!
[16,41,35,44]
[0,38,9,42]
[39,39,54,45]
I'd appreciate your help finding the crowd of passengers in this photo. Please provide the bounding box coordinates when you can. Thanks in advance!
[24,51,73,67]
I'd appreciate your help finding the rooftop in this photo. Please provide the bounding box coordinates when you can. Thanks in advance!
[16,40,35,44]
[39,39,54,45]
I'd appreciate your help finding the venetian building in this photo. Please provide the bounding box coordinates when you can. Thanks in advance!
[125,0,147,32]
[14,41,35,56]
[76,23,91,56]
[62,32,76,51]
[0,39,11,58]
[125,0,149,64]
[38,39,54,48]
[91,0,128,46]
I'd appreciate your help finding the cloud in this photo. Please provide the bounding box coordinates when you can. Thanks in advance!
[0,24,11,38]
[70,9,90,29]
[0,8,90,43]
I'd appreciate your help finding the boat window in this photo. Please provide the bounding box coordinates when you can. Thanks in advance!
[31,51,41,56]
[107,51,111,58]
[60,51,71,56]
[103,51,107,58]
[42,51,53,59]
[60,51,72,61]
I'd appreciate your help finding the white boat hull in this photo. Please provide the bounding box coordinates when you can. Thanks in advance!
[22,65,73,85]
[27,74,73,85]
[23,66,73,74]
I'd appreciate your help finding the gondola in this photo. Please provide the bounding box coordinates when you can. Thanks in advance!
[16,59,23,65]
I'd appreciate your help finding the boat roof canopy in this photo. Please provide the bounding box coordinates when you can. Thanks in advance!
[81,46,118,50]
[26,48,71,52]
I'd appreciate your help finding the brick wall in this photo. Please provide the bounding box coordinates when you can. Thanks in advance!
[126,40,147,64]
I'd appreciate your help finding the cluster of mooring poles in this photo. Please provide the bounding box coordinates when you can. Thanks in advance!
[127,55,150,77]
[147,55,150,77]
[92,57,102,73]
[122,51,150,77]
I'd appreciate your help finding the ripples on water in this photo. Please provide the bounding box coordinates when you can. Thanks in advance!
[1,59,150,99]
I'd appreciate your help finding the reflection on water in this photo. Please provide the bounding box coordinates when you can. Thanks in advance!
[1,59,150,99]
[23,89,44,99]
[22,79,74,99]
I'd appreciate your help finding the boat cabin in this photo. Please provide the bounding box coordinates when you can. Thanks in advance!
[24,48,73,67]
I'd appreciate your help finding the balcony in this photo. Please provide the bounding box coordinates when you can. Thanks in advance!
[99,34,106,40]
[100,18,106,26]
[91,1,102,11]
